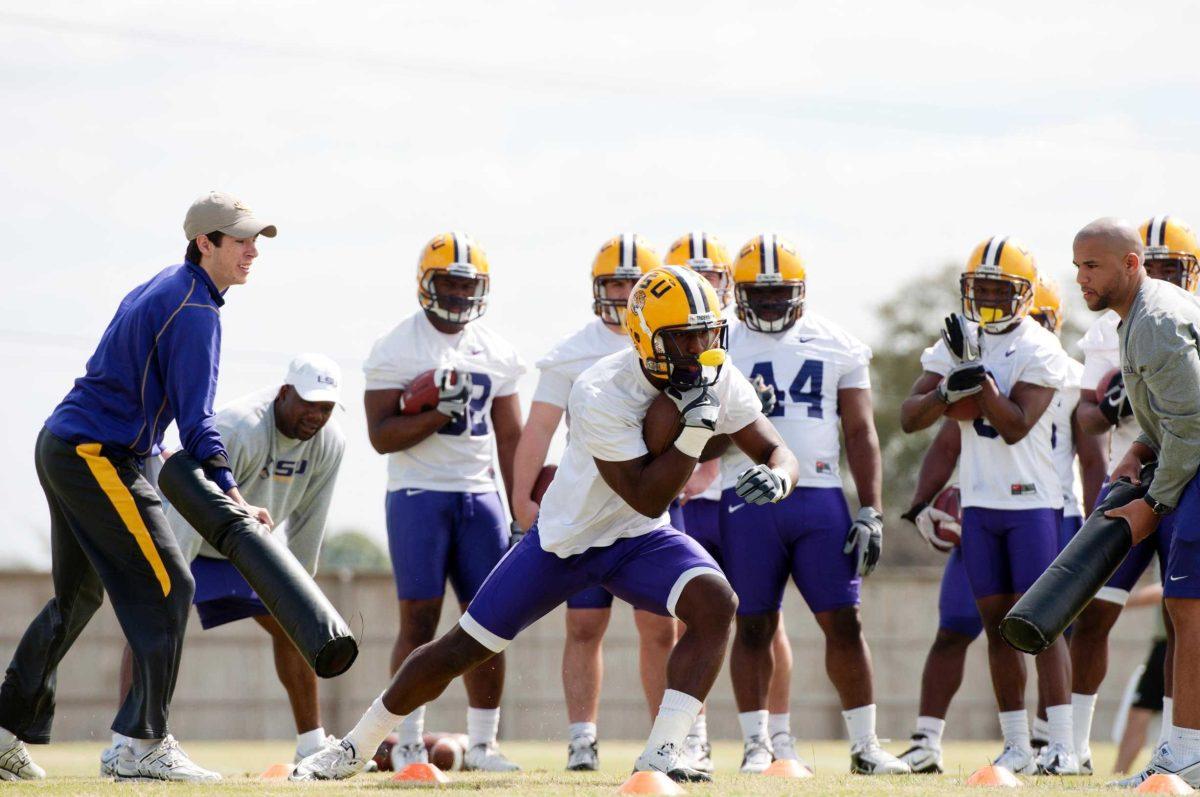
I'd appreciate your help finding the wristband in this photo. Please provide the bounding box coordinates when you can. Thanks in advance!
[770,467,793,499]
[673,426,714,459]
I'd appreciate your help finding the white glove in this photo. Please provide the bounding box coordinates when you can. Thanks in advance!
[435,368,472,421]
[734,464,791,505]
[750,374,777,415]
[914,505,959,553]
[665,384,721,457]
[843,506,883,577]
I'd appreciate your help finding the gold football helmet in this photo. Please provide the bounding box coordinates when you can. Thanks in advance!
[665,232,733,308]
[592,233,661,327]
[1140,215,1200,293]
[961,235,1037,333]
[627,265,727,388]
[731,234,806,332]
[417,232,489,324]
[1030,275,1063,334]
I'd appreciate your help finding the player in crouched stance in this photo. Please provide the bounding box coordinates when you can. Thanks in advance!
[292,265,799,783]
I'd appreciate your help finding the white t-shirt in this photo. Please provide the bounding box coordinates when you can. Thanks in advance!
[1078,310,1141,464]
[363,311,526,492]
[536,348,762,557]
[532,318,628,410]
[720,313,873,490]
[921,316,1068,510]
[1050,358,1084,518]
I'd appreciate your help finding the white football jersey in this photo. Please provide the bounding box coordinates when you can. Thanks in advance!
[536,348,762,557]
[363,311,526,492]
[1049,357,1084,518]
[1078,310,1141,465]
[532,318,628,410]
[921,316,1068,510]
[720,312,872,490]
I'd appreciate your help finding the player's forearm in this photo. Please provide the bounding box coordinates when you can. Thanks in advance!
[1073,410,1108,513]
[367,411,449,454]
[511,407,559,502]
[843,427,882,511]
[1076,396,1113,435]
[976,378,1038,444]
[612,450,698,518]
[495,432,520,507]
[763,444,800,494]
[900,389,947,433]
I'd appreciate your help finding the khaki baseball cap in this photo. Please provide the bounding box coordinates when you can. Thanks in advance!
[183,191,277,241]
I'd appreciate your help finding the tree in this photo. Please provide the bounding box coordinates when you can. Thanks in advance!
[319,530,390,572]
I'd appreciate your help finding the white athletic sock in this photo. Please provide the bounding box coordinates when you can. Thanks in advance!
[1161,698,1175,747]
[569,721,597,742]
[1171,725,1200,763]
[130,737,161,756]
[689,714,708,741]
[346,695,404,760]
[296,727,326,757]
[0,729,15,746]
[998,710,1031,750]
[111,732,131,748]
[842,704,877,749]
[468,707,500,748]
[915,716,945,749]
[1046,704,1073,752]
[738,710,768,742]
[643,690,702,757]
[397,705,425,747]
[1071,693,1097,757]
[1031,716,1050,742]
[767,713,790,739]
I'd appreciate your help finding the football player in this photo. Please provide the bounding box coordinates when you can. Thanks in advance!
[897,277,1105,773]
[361,233,526,772]
[1070,215,1199,776]
[509,234,678,772]
[900,236,1076,774]
[718,235,908,775]
[292,265,800,784]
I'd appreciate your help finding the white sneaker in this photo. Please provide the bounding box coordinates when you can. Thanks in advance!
[1108,743,1200,789]
[113,735,221,782]
[464,742,520,772]
[898,733,943,774]
[634,741,711,783]
[290,737,367,781]
[992,741,1037,775]
[0,737,45,781]
[566,736,598,771]
[99,741,124,777]
[850,736,911,774]
[740,734,774,773]
[1035,741,1080,775]
[294,734,337,764]
[682,734,713,774]
[390,740,428,770]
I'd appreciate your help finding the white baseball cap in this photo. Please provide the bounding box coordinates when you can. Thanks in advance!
[285,353,342,406]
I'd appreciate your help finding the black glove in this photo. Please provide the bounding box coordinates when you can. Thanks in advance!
[937,362,987,403]
[750,374,777,415]
[1098,371,1133,426]
[843,507,884,576]
[941,313,980,364]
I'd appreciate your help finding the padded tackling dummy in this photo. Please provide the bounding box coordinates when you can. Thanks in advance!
[157,451,358,677]
[1000,463,1155,654]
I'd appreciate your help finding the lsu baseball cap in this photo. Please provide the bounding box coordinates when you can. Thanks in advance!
[183,191,278,241]
[285,353,343,407]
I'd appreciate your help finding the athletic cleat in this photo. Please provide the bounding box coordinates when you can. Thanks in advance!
[1035,741,1080,775]
[99,742,124,778]
[898,733,944,774]
[740,734,774,773]
[1108,743,1200,788]
[1078,754,1093,776]
[113,735,221,782]
[566,736,598,771]
[290,738,366,781]
[295,734,337,763]
[390,741,428,770]
[0,737,45,781]
[634,741,712,783]
[682,734,713,774]
[850,736,911,774]
[992,741,1037,775]
[770,731,800,762]
[464,742,520,772]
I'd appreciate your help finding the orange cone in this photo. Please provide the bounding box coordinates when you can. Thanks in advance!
[617,771,686,795]
[259,762,291,780]
[966,764,1021,787]
[392,762,450,785]
[1136,773,1195,794]
[764,759,813,778]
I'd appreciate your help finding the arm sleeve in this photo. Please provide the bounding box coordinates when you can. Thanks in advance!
[160,306,235,492]
[919,339,953,376]
[362,333,410,391]
[531,366,575,409]
[717,368,766,435]
[1016,345,1069,390]
[493,351,528,398]
[570,386,647,462]
[285,433,345,574]
[1136,321,1200,507]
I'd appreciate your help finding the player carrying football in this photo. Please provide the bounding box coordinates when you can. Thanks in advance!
[361,233,525,772]
[292,265,800,784]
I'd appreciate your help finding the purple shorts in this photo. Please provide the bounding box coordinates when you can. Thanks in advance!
[938,547,982,639]
[1059,513,1083,551]
[961,506,1060,599]
[1164,472,1200,599]
[461,525,720,651]
[1097,482,1176,604]
[386,489,507,603]
[566,501,688,611]
[719,486,858,616]
[681,498,722,567]
[191,556,269,629]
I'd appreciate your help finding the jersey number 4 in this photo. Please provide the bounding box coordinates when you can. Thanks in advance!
[438,373,492,437]
[750,360,824,419]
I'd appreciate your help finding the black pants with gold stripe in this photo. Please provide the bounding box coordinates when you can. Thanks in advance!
[0,428,194,743]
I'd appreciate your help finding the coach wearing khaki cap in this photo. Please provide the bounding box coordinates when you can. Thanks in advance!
[0,192,275,782]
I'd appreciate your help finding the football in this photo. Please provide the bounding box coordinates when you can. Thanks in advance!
[429,735,464,771]
[1096,366,1122,403]
[932,484,962,547]
[532,464,557,503]
[372,732,399,771]
[399,369,441,415]
[945,395,981,421]
[643,392,682,456]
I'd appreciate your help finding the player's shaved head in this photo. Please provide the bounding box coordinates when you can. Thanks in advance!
[1074,217,1146,316]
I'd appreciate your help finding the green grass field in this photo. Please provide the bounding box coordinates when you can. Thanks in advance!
[1,739,1142,795]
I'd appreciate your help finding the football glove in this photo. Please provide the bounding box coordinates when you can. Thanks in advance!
[734,464,791,505]
[900,501,958,553]
[507,521,526,550]
[435,368,472,421]
[937,362,987,404]
[843,506,883,577]
[665,384,721,458]
[1097,370,1134,426]
[750,374,777,415]
[941,313,981,364]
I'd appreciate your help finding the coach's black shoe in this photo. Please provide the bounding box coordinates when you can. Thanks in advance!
[898,734,944,774]
[634,742,713,783]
